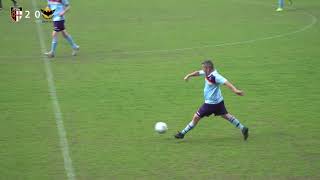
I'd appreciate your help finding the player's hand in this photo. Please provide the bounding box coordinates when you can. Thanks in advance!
[184,75,190,82]
[234,89,244,96]
[59,11,65,16]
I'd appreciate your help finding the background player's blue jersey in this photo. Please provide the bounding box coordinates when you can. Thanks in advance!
[48,0,69,22]
[199,70,227,104]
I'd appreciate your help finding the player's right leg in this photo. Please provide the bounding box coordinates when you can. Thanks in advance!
[175,113,202,139]
[45,31,58,58]
[175,103,212,139]
[61,29,79,56]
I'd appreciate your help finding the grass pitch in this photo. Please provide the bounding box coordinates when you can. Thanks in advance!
[0,0,320,179]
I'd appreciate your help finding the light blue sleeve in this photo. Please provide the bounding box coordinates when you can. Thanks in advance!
[62,0,70,6]
[215,73,227,84]
[198,70,205,76]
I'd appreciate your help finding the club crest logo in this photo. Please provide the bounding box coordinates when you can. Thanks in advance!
[10,7,23,22]
[41,6,55,20]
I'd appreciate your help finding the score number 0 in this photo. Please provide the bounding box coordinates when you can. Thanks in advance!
[24,10,41,19]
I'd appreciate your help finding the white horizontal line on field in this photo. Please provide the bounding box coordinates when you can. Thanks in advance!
[0,5,317,59]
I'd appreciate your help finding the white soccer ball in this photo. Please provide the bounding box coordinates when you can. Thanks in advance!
[154,122,168,134]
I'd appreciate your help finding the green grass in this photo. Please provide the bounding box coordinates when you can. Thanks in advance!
[1,0,320,179]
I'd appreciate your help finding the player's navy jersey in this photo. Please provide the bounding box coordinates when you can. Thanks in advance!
[199,70,227,104]
[47,0,69,22]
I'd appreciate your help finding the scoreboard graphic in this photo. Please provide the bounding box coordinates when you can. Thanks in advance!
[9,6,53,23]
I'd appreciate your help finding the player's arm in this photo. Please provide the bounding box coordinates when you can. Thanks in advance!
[224,81,244,96]
[184,70,202,81]
[59,1,70,16]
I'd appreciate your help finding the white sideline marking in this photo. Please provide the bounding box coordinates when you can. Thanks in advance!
[31,0,76,180]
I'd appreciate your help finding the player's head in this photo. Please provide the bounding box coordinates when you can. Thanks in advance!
[201,60,214,74]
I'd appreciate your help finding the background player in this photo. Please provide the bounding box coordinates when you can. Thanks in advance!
[0,0,18,11]
[45,0,79,58]
[175,60,249,140]
[277,0,293,12]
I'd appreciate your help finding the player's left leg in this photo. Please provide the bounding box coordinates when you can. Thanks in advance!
[61,29,79,56]
[277,0,284,11]
[45,31,58,58]
[221,113,249,140]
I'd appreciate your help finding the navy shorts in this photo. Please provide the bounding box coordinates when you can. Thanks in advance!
[53,20,65,32]
[196,101,228,118]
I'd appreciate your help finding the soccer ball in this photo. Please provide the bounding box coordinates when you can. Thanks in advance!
[154,122,168,134]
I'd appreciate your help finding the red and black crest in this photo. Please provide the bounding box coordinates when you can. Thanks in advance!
[10,7,23,22]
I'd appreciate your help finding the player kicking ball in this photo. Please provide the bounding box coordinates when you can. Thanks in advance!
[175,60,249,140]
[45,0,79,58]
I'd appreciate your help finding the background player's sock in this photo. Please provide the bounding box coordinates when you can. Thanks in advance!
[181,121,195,135]
[278,0,284,8]
[227,116,244,131]
[51,37,58,54]
[64,35,78,49]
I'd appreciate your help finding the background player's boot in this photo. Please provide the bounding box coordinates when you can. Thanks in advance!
[242,127,249,140]
[174,132,185,139]
[276,7,283,12]
[72,45,80,56]
[12,0,17,7]
[44,51,55,58]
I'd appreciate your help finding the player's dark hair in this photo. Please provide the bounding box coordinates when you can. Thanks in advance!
[201,60,214,69]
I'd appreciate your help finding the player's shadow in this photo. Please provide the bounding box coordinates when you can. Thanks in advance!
[164,134,247,145]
